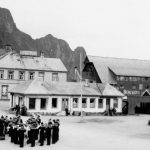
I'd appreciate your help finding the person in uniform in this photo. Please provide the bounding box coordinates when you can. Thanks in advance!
[30,123,36,147]
[45,122,52,145]
[0,116,5,140]
[39,122,45,146]
[18,125,26,147]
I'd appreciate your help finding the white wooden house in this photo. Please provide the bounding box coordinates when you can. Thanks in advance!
[9,79,124,114]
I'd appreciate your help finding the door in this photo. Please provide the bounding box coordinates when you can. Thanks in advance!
[62,98,69,111]
[106,98,110,111]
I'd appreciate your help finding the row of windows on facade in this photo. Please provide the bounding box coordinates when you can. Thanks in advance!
[116,76,150,82]
[0,70,59,81]
[119,83,149,90]
[28,98,119,110]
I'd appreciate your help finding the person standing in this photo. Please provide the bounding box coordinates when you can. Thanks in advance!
[0,116,5,140]
[18,125,26,148]
[39,122,45,146]
[45,122,52,145]
[30,124,36,147]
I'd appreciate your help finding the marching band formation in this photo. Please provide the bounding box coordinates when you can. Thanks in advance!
[0,114,60,148]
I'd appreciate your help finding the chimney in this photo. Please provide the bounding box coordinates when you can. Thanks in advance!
[40,51,44,58]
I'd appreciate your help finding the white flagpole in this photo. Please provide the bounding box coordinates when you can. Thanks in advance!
[80,53,83,120]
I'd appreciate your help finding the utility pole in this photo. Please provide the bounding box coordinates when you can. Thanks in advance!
[80,53,84,120]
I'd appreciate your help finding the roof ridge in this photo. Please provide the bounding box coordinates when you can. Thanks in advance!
[88,55,150,62]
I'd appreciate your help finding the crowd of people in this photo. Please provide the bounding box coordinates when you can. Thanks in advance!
[0,114,60,148]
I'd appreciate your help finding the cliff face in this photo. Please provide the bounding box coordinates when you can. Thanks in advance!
[0,7,86,81]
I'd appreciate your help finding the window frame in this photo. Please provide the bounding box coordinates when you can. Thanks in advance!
[19,71,25,80]
[0,70,4,79]
[29,72,35,80]
[98,98,103,108]
[90,98,95,108]
[29,98,36,109]
[82,98,87,108]
[72,98,79,108]
[38,72,44,81]
[52,72,59,81]
[8,70,14,80]
[52,98,58,108]
[40,98,47,110]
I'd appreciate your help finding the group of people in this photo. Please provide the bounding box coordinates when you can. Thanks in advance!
[0,114,60,148]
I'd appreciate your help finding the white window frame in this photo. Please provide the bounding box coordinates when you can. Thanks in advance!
[8,70,14,80]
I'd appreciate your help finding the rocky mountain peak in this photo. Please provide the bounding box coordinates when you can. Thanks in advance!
[0,7,87,81]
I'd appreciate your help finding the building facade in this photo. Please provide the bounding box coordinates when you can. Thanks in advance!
[0,51,67,100]
[9,79,124,114]
[82,56,150,114]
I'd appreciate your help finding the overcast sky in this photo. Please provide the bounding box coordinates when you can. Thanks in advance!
[1,0,150,60]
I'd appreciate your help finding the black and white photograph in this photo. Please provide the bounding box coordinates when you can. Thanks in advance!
[0,0,150,150]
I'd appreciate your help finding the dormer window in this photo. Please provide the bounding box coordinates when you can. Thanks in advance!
[8,71,14,79]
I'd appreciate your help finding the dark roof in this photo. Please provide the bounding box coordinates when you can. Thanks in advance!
[87,55,150,84]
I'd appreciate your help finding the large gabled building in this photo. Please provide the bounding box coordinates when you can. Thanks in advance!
[83,55,150,114]
[0,50,67,100]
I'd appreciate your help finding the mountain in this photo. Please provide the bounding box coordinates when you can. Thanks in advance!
[0,7,86,80]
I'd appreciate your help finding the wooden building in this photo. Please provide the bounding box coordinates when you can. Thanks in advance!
[0,50,67,100]
[9,79,124,114]
[82,55,150,114]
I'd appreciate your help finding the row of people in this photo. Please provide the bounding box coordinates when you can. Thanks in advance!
[0,115,60,148]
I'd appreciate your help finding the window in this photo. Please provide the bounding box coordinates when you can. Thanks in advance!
[139,84,143,90]
[19,71,25,80]
[1,85,8,99]
[124,77,129,81]
[29,98,36,109]
[52,73,59,81]
[8,71,14,79]
[40,98,47,109]
[129,77,133,81]
[0,70,4,79]
[116,76,120,81]
[52,98,57,108]
[90,98,95,108]
[120,76,125,81]
[82,98,87,108]
[132,77,137,82]
[98,99,103,108]
[132,85,136,90]
[29,72,35,80]
[120,85,124,89]
[113,99,118,108]
[73,98,78,108]
[39,72,44,81]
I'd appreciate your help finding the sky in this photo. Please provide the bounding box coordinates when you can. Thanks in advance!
[1,0,150,60]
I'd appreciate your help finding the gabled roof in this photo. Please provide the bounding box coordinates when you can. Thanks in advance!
[0,52,67,72]
[87,55,150,84]
[9,79,124,97]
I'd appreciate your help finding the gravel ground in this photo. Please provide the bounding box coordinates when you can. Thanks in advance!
[0,101,150,150]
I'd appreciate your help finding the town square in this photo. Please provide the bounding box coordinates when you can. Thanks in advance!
[1,0,150,150]
[0,101,150,150]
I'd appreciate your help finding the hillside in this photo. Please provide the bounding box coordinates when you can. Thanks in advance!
[0,7,86,80]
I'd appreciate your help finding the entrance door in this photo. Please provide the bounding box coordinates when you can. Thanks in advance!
[106,98,110,111]
[62,98,69,111]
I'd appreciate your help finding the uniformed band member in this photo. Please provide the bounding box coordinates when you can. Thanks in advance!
[45,121,52,145]
[0,114,60,148]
